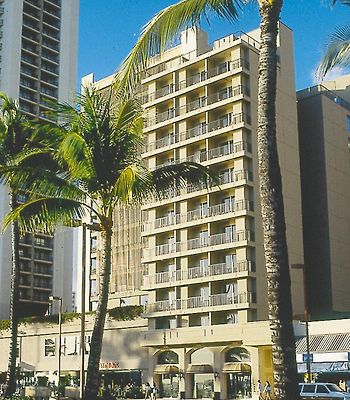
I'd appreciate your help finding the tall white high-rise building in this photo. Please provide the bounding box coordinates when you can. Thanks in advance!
[0,0,79,318]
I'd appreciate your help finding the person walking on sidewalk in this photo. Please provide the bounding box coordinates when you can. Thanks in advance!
[264,381,272,400]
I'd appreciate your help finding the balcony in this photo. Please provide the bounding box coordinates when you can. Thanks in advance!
[144,85,250,128]
[145,291,255,314]
[143,112,250,153]
[141,31,258,80]
[142,199,253,232]
[143,229,254,260]
[141,58,250,105]
[144,168,253,207]
[143,260,254,288]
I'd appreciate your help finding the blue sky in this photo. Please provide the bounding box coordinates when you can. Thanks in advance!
[77,0,349,91]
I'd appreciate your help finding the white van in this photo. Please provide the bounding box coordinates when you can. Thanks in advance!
[299,383,350,399]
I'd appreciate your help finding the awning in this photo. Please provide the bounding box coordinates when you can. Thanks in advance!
[154,365,179,375]
[222,362,251,373]
[296,333,350,353]
[187,364,213,374]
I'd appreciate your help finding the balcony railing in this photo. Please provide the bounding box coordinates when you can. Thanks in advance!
[143,199,253,232]
[143,230,254,259]
[145,291,255,313]
[141,31,258,79]
[143,260,254,287]
[144,85,250,128]
[147,168,252,205]
[144,112,250,153]
[140,58,250,104]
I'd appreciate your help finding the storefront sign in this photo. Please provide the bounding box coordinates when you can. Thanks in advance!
[100,361,120,370]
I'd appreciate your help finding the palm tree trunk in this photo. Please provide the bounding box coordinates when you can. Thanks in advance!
[257,1,299,399]
[4,191,20,398]
[84,227,112,400]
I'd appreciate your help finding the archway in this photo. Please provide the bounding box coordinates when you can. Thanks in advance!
[155,351,179,398]
[223,347,252,399]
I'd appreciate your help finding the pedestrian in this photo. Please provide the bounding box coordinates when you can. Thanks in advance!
[264,380,272,400]
[152,383,158,400]
[145,382,152,400]
[257,380,263,399]
[339,380,346,391]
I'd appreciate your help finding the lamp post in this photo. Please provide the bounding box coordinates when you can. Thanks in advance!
[291,263,311,382]
[49,295,62,400]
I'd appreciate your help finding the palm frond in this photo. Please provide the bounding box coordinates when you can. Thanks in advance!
[331,0,350,5]
[116,0,242,93]
[113,164,151,203]
[60,131,96,180]
[3,197,87,234]
[151,161,218,195]
[318,24,350,78]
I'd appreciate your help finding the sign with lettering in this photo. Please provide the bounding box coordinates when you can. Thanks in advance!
[100,361,120,370]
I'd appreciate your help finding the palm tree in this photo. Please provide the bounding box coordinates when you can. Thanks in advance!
[3,88,214,400]
[117,1,299,399]
[318,0,350,77]
[0,94,34,398]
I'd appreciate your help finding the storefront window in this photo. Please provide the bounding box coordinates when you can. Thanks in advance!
[160,374,179,398]
[224,347,252,399]
[194,374,214,399]
[227,373,251,399]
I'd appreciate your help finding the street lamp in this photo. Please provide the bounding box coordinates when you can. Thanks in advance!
[291,263,311,383]
[49,295,62,400]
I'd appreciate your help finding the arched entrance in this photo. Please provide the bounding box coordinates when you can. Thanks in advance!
[187,348,214,399]
[155,351,179,398]
[223,347,252,399]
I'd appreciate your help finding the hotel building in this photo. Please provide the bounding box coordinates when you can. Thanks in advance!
[82,22,307,399]
[0,0,79,317]
[297,75,350,317]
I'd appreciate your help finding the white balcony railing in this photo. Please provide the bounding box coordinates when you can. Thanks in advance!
[144,85,250,128]
[140,58,250,104]
[145,291,255,313]
[143,260,254,288]
[143,230,254,260]
[144,112,251,153]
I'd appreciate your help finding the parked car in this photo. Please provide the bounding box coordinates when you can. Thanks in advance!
[299,383,350,399]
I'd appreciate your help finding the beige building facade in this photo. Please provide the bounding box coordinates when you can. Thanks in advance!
[80,23,307,399]
[297,77,350,316]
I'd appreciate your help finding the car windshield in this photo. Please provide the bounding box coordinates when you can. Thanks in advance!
[326,384,343,392]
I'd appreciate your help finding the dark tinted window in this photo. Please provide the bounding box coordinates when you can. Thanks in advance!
[326,384,342,393]
[316,385,328,394]
[303,385,316,393]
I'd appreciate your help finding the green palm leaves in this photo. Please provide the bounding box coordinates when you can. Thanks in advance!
[0,87,214,399]
[117,0,242,92]
[319,0,350,77]
[5,87,213,234]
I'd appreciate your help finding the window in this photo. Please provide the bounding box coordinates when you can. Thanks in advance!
[90,280,97,296]
[302,385,316,394]
[316,385,329,394]
[64,336,79,356]
[347,115,350,131]
[44,338,56,357]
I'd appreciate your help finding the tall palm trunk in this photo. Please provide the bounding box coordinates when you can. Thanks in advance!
[5,191,20,398]
[257,1,299,399]
[85,227,113,400]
